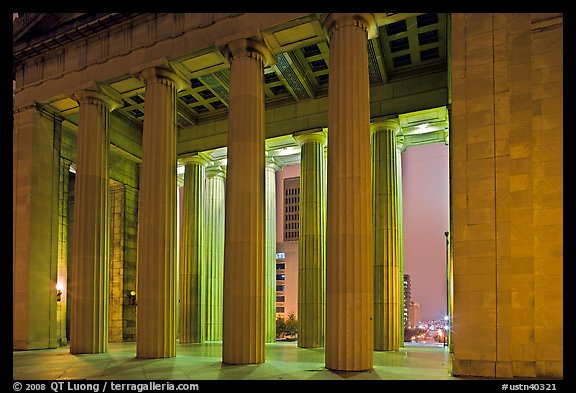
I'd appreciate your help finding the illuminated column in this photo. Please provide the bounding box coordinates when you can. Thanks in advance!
[70,88,120,354]
[396,139,405,348]
[136,67,185,358]
[179,154,208,343]
[323,13,377,371]
[57,158,72,346]
[294,130,327,349]
[371,119,401,351]
[265,157,281,343]
[204,165,226,341]
[221,38,274,364]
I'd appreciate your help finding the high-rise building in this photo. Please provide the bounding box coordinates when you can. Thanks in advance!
[275,167,300,321]
[276,175,300,320]
[283,177,300,242]
[409,301,421,330]
[275,252,287,318]
[403,274,412,330]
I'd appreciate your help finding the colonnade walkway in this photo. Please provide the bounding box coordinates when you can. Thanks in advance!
[13,341,457,380]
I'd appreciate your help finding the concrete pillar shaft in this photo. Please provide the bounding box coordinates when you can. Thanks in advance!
[324,13,376,371]
[371,120,401,351]
[56,158,71,346]
[204,166,226,341]
[295,131,327,348]
[70,89,117,354]
[179,155,208,343]
[136,67,184,358]
[265,158,280,343]
[396,145,405,348]
[222,38,272,364]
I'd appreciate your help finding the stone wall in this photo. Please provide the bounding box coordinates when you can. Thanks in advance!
[450,13,563,378]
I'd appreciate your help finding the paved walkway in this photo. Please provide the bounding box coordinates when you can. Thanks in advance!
[13,341,459,381]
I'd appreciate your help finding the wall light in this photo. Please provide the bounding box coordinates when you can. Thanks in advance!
[128,290,136,306]
[56,283,63,302]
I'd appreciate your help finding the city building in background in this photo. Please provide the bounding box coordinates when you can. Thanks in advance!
[275,252,286,318]
[403,274,412,329]
[283,177,300,242]
[275,166,300,321]
[408,301,421,330]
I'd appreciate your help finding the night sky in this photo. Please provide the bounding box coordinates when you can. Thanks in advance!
[402,142,449,322]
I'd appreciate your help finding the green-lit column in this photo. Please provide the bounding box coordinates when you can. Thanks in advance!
[323,13,377,372]
[204,165,226,341]
[179,154,208,343]
[136,66,185,359]
[57,158,71,347]
[221,38,273,365]
[70,88,120,354]
[371,119,401,351]
[265,157,281,343]
[294,130,327,349]
[396,136,406,348]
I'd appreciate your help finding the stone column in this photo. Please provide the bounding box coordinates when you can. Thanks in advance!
[57,158,72,346]
[136,67,185,358]
[220,38,273,365]
[294,130,327,349]
[371,119,401,351]
[179,154,208,343]
[323,13,377,371]
[396,140,405,348]
[70,88,120,354]
[204,165,226,341]
[265,157,281,343]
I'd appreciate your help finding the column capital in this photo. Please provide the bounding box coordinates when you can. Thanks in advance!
[221,38,275,67]
[293,129,328,147]
[178,152,210,167]
[140,66,187,92]
[73,86,122,112]
[370,118,401,136]
[206,165,227,179]
[322,13,378,41]
[396,135,407,152]
[265,156,282,172]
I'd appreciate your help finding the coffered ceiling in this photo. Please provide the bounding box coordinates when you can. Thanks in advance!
[32,13,447,131]
[14,13,449,162]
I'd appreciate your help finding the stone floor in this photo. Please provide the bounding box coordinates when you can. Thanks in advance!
[13,341,462,381]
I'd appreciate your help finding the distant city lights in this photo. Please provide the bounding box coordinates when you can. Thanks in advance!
[409,317,450,345]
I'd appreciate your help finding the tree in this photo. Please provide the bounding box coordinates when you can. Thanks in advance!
[276,316,286,337]
[276,312,298,339]
[285,312,298,337]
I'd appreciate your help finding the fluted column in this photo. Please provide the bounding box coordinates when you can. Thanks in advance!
[136,67,185,358]
[323,13,377,371]
[396,139,405,348]
[265,157,281,343]
[371,119,401,351]
[70,88,120,354]
[179,154,208,343]
[294,130,327,349]
[57,158,72,346]
[204,165,226,341]
[221,38,274,364]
